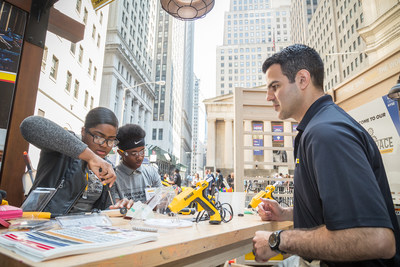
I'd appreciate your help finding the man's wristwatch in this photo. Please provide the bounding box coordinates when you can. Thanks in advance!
[269,230,286,254]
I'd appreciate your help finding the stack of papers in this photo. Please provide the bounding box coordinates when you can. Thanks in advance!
[0,226,158,262]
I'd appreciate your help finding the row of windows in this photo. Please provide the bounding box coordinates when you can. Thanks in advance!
[227,18,287,25]
[76,0,103,25]
[219,82,262,92]
[42,52,94,109]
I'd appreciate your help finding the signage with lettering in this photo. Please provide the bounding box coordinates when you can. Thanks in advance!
[348,96,400,204]
[91,0,115,11]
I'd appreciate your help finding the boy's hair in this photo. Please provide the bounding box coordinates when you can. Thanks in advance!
[116,124,146,150]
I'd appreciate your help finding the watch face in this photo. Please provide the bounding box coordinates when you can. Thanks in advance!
[269,232,278,247]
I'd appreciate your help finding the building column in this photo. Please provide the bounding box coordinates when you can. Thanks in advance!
[124,93,132,125]
[224,119,233,169]
[206,118,216,169]
[139,106,145,128]
[119,86,125,124]
[264,121,273,170]
[244,120,252,169]
[145,110,151,144]
[133,98,140,124]
[284,121,294,170]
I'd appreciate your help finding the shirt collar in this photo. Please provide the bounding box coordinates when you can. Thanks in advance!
[297,94,333,132]
[118,161,143,175]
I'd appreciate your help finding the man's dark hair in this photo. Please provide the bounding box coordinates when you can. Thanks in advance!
[85,107,118,129]
[175,169,180,173]
[262,44,324,90]
[216,169,221,173]
[117,124,146,143]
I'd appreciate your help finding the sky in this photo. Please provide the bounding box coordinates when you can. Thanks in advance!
[193,1,230,100]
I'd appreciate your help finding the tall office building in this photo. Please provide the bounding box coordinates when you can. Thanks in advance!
[100,0,158,144]
[191,77,200,175]
[306,0,369,92]
[151,8,194,174]
[290,0,320,44]
[216,0,291,96]
[31,0,108,166]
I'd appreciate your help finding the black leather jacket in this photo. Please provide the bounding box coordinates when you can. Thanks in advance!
[27,149,109,215]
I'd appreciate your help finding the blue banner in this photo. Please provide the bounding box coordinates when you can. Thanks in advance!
[382,95,400,137]
[273,125,283,142]
[253,139,263,155]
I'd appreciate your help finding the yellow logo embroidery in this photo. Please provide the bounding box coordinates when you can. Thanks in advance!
[296,158,299,164]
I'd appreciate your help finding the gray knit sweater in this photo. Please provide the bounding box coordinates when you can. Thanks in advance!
[20,116,87,158]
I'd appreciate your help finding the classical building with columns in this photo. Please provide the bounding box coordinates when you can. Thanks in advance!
[204,90,296,181]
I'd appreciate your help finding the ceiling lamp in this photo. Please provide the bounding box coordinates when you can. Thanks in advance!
[160,0,215,21]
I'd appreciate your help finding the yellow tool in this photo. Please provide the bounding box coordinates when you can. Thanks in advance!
[22,212,52,219]
[167,178,222,224]
[178,207,196,215]
[248,182,279,208]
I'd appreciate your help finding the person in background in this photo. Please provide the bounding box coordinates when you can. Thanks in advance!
[252,44,399,265]
[114,124,161,204]
[191,173,201,187]
[168,168,182,187]
[216,169,224,191]
[186,173,193,187]
[20,107,131,214]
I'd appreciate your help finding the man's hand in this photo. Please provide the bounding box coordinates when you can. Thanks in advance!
[253,231,279,262]
[109,198,134,210]
[257,198,292,221]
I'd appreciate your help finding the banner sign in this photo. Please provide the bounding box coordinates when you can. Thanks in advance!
[253,123,263,131]
[253,139,263,156]
[348,96,400,204]
[91,0,115,11]
[272,125,283,142]
[292,123,298,132]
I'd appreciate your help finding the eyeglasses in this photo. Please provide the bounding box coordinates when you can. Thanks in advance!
[121,149,145,157]
[85,130,119,147]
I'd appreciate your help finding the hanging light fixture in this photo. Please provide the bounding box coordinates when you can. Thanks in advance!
[160,0,215,21]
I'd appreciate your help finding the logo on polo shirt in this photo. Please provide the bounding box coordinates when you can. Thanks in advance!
[296,158,300,165]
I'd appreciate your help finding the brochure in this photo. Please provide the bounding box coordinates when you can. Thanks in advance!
[0,226,158,262]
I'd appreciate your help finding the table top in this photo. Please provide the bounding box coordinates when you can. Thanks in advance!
[0,214,293,267]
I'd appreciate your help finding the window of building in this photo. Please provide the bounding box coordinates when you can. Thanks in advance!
[70,43,76,54]
[74,80,79,99]
[90,96,94,110]
[37,109,45,117]
[93,67,97,81]
[158,129,163,140]
[84,90,89,107]
[152,129,157,140]
[65,71,72,92]
[41,46,48,71]
[97,34,101,47]
[92,25,96,39]
[76,0,81,13]
[78,45,83,63]
[83,8,88,24]
[50,55,59,79]
[88,59,92,75]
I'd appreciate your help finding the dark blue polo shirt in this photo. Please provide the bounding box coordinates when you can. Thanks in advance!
[293,95,400,266]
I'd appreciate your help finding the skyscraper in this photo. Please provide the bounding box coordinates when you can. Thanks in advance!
[152,8,194,173]
[216,0,291,96]
[100,0,158,144]
[290,0,320,44]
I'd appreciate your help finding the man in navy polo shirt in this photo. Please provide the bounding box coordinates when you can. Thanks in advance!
[252,44,400,266]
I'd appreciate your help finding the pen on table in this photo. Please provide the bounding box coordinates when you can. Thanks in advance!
[23,151,34,184]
